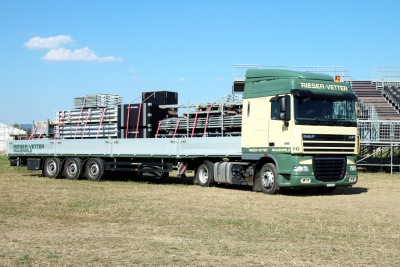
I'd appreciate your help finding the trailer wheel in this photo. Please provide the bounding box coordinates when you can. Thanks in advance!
[85,158,105,181]
[258,163,280,194]
[43,157,61,178]
[196,161,215,187]
[64,157,82,180]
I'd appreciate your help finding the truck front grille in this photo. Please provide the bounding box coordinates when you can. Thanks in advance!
[313,155,346,182]
[302,134,356,154]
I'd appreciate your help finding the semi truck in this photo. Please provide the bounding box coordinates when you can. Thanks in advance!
[6,69,359,194]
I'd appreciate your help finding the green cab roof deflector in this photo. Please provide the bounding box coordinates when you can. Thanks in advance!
[245,69,334,81]
[243,69,353,99]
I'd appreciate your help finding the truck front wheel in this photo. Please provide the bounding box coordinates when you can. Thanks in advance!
[85,158,105,181]
[258,163,280,194]
[196,161,215,187]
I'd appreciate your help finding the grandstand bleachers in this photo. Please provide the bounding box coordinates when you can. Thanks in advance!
[352,81,400,120]
[383,85,400,111]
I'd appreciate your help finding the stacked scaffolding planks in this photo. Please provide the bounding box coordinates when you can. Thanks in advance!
[54,94,121,139]
[157,101,243,138]
[73,94,122,109]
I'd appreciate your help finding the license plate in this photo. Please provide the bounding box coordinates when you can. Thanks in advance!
[327,183,336,187]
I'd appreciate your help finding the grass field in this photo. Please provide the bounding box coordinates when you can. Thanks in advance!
[1,156,400,266]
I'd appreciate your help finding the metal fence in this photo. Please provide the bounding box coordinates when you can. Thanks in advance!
[358,119,400,173]
[358,120,400,142]
[357,102,380,120]
[372,67,400,83]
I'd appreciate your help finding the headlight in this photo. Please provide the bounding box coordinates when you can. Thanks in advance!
[349,165,357,172]
[293,166,309,172]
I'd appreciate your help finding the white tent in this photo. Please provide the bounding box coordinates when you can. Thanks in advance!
[0,123,26,151]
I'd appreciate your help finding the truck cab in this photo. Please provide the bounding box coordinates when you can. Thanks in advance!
[241,69,359,193]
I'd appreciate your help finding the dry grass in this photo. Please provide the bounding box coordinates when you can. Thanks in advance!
[1,156,400,266]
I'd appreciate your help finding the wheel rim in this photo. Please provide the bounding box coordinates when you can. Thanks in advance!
[68,162,77,175]
[47,161,57,176]
[89,163,99,177]
[198,166,208,184]
[261,170,274,189]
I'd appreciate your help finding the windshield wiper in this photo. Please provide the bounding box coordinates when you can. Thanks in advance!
[325,117,339,126]
[341,119,356,126]
[314,117,325,126]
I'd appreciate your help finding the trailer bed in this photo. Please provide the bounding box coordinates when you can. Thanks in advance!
[7,137,242,159]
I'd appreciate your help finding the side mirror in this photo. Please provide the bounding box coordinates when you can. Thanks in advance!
[279,97,286,120]
[279,96,291,124]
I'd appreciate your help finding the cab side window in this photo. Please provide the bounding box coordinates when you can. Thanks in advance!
[271,100,280,120]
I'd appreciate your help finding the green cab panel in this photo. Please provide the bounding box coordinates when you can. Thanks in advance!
[243,69,353,99]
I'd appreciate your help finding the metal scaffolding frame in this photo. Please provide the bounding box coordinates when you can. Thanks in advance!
[157,94,243,138]
[372,66,400,83]
[358,120,400,173]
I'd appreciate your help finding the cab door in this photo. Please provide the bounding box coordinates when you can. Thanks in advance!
[241,97,270,150]
[268,96,292,150]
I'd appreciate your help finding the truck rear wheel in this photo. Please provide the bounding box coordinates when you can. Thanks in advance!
[43,157,61,178]
[64,157,82,180]
[196,161,215,187]
[258,163,280,194]
[85,158,105,181]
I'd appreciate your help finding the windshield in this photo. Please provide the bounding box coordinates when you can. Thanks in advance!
[294,96,357,126]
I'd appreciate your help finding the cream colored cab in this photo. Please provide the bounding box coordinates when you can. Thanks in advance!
[242,96,292,152]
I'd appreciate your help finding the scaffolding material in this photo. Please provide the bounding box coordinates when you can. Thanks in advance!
[73,94,122,109]
[55,107,118,124]
[53,94,121,139]
[156,98,243,138]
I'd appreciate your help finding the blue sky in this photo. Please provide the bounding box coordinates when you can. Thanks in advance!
[1,0,400,124]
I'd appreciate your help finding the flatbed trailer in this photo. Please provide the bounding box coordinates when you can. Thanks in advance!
[7,137,241,179]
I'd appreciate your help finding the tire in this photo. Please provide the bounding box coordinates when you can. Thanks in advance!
[64,157,82,180]
[43,157,61,178]
[85,158,105,181]
[195,161,215,187]
[258,163,280,194]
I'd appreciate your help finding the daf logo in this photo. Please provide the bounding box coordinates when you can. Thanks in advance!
[303,134,315,139]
